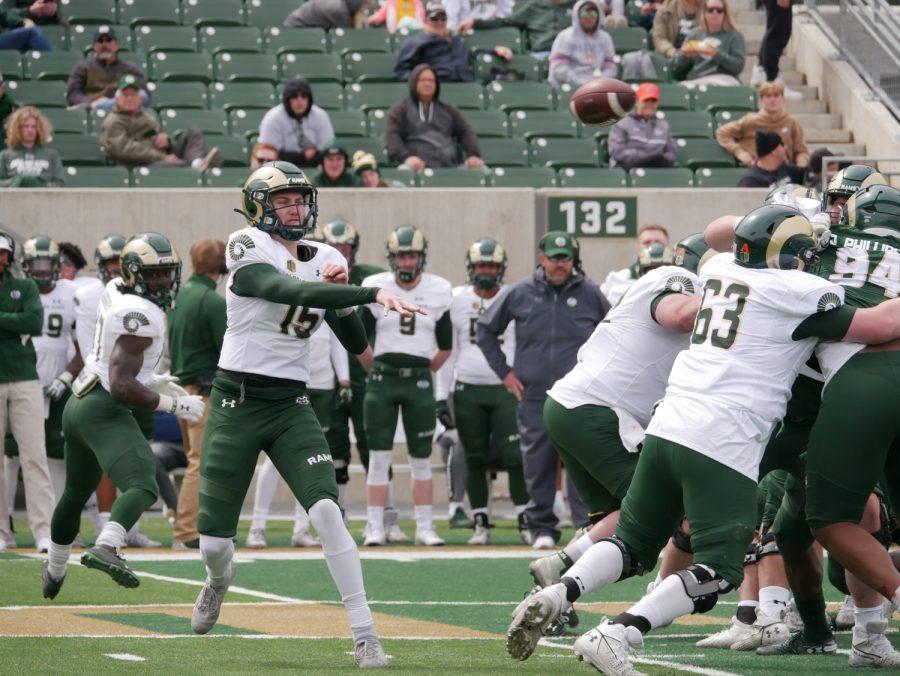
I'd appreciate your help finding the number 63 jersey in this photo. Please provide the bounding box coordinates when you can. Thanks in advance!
[647,252,845,481]
[218,227,347,382]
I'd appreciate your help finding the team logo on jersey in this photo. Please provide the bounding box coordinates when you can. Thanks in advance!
[567,297,578,307]
[122,311,150,333]
[307,452,333,465]
[665,275,695,294]
[817,292,842,312]
[228,234,255,261]
[416,379,430,389]
[296,395,310,405]
[221,398,237,408]
[10,290,20,300]
[286,260,296,272]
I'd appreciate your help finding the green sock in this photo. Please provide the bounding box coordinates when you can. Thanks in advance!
[50,494,86,545]
[795,593,833,642]
[109,488,157,532]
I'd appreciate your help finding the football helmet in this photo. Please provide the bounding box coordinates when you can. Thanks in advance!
[733,205,818,271]
[673,233,715,274]
[638,241,674,275]
[465,237,507,291]
[22,235,59,289]
[94,233,127,283]
[120,232,182,309]
[823,165,887,213]
[386,226,426,283]
[765,184,822,218]
[239,161,318,241]
[322,219,360,264]
[843,184,900,237]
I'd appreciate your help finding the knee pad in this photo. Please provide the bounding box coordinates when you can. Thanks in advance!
[674,564,731,614]
[309,498,343,530]
[366,451,392,486]
[334,460,349,485]
[744,541,760,566]
[757,528,780,559]
[598,536,644,580]
[199,534,234,563]
[672,525,693,554]
[408,456,432,481]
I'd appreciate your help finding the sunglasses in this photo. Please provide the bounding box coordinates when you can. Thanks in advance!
[96,36,115,43]
[705,6,725,13]
[579,7,600,16]
[428,13,448,21]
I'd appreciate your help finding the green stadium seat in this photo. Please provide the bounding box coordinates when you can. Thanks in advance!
[148,81,208,109]
[463,27,522,54]
[366,108,387,137]
[245,0,302,28]
[464,110,509,138]
[4,80,66,107]
[390,27,422,52]
[330,28,391,55]
[181,0,246,27]
[473,53,541,82]
[530,137,598,168]
[674,138,735,169]
[306,82,344,110]
[263,27,329,55]
[49,134,106,165]
[344,82,406,112]
[62,165,130,187]
[379,168,417,187]
[656,83,691,110]
[214,135,250,166]
[208,81,276,111]
[440,82,485,110]
[693,166,746,187]
[628,167,694,187]
[24,51,82,81]
[329,110,368,137]
[45,108,89,135]
[203,166,248,187]
[149,52,214,83]
[342,52,397,83]
[124,50,151,74]
[38,24,69,50]
[0,52,23,80]
[478,138,529,167]
[337,136,389,166]
[624,0,645,26]
[508,110,578,139]
[418,168,486,188]
[489,166,556,187]
[60,0,116,25]
[228,107,266,137]
[199,27,264,55]
[712,108,750,131]
[160,107,229,136]
[87,108,113,134]
[69,23,132,53]
[215,53,279,84]
[278,53,343,83]
[485,81,554,111]
[133,25,198,54]
[690,85,757,114]
[118,0,182,27]
[132,166,205,188]
[553,82,577,110]
[556,166,629,187]
[657,110,713,138]
[606,27,649,54]
[620,52,670,83]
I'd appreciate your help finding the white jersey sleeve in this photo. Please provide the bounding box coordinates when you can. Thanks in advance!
[73,278,104,362]
[33,280,78,387]
[330,328,349,382]
[599,266,637,307]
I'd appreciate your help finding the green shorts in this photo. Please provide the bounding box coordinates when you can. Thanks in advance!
[758,469,789,529]
[363,363,435,459]
[544,397,638,520]
[198,376,338,538]
[616,435,757,587]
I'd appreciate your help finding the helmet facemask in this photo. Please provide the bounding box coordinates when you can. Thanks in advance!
[24,256,58,289]
[263,186,318,241]
[124,260,181,310]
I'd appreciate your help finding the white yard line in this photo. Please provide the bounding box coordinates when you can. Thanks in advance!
[634,658,741,676]
[0,634,507,640]
[104,653,146,662]
[16,549,541,563]
[134,571,312,604]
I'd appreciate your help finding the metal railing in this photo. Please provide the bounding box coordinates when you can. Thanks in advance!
[819,156,900,192]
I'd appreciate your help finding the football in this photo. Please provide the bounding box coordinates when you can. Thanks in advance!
[568,77,636,126]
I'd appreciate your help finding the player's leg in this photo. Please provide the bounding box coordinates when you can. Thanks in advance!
[44,393,68,502]
[324,389,353,513]
[247,456,281,549]
[453,384,492,543]
[4,437,20,536]
[307,388,340,530]
[362,369,400,545]
[491,385,530,542]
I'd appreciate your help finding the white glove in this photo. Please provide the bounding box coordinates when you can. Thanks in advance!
[146,372,188,398]
[156,394,206,422]
[810,212,832,250]
[44,371,73,401]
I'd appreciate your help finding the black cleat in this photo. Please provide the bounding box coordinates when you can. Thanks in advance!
[756,630,837,656]
[41,561,65,599]
[80,544,140,589]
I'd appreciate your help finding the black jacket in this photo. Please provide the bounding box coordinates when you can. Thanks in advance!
[394,32,474,83]
[738,162,806,188]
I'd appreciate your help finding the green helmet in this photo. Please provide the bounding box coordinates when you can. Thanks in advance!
[386,226,427,283]
[120,232,182,309]
[733,205,818,272]
[322,219,360,264]
[22,235,60,289]
[765,183,822,218]
[843,184,900,237]
[823,164,887,215]
[465,237,507,291]
[638,241,674,275]
[673,233,715,274]
[240,161,318,241]
[94,233,127,283]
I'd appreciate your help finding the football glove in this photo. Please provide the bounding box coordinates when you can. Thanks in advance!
[44,371,73,401]
[435,399,455,430]
[156,394,206,422]
[337,385,353,407]
[146,372,188,399]
[810,212,832,251]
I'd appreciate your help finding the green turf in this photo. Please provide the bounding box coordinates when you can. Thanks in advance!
[80,612,257,636]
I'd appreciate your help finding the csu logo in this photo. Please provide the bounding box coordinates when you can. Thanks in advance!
[122,311,150,333]
[221,398,237,408]
[228,233,255,261]
[307,452,333,466]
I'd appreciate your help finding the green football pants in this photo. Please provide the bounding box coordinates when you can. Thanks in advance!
[363,364,435,458]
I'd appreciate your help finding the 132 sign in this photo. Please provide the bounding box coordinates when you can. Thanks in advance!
[548,197,637,238]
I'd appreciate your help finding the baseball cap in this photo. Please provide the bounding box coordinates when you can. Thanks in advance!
[426,2,447,18]
[0,233,13,253]
[635,82,660,102]
[93,25,117,41]
[116,75,140,92]
[542,230,576,258]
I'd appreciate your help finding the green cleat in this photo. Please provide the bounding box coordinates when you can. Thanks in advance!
[756,630,837,656]
[449,507,474,529]
[80,544,140,589]
[41,561,65,600]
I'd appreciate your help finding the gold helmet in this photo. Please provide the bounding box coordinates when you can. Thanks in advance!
[465,237,507,290]
[824,164,887,222]
[94,233,127,283]
[239,161,317,241]
[386,226,426,282]
[322,219,360,264]
[120,232,182,309]
[22,235,60,289]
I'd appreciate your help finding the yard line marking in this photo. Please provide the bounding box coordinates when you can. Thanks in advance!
[133,571,311,604]
[19,549,542,563]
[634,658,740,676]
[0,603,283,611]
[104,653,146,662]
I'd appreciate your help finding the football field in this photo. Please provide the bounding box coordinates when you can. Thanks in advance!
[1,516,895,674]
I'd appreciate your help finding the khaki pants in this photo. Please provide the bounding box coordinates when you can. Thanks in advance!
[173,384,209,543]
[0,380,54,544]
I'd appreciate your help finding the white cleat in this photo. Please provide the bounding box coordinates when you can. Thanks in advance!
[528,552,569,588]
[784,600,803,631]
[363,523,386,547]
[245,527,267,549]
[750,64,766,87]
[124,529,161,549]
[291,528,320,548]
[354,637,389,668]
[574,620,646,676]
[506,584,569,661]
[531,534,555,550]
[386,523,409,543]
[468,525,490,545]
[191,564,235,635]
[834,595,855,630]
[849,620,900,668]
[696,616,756,649]
[731,609,790,651]
[414,528,445,546]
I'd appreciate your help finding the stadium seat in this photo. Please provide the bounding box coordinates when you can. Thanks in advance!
[131,166,205,187]
[440,82,485,110]
[605,27,648,54]
[473,53,541,82]
[245,0,308,28]
[45,109,89,135]
[556,166,629,187]
[160,107,229,136]
[118,0,182,27]
[149,52,214,83]
[691,86,757,114]
[366,109,388,137]
[628,167,694,187]
[342,52,397,83]
[133,26,198,54]
[87,108,114,134]
[307,82,345,110]
[49,135,106,166]
[148,81,208,109]
[675,138,735,169]
[181,0,246,27]
[693,166,747,187]
[278,53,343,83]
[62,165,130,188]
[3,80,66,107]
[621,52,670,83]
[214,135,250,166]
[655,83,691,110]
[464,111,509,138]
[712,109,750,131]
[337,137,389,166]
[263,27,329,55]
[553,83,576,111]
[485,81,555,111]
[199,27,264,54]
[489,166,556,187]
[24,51,82,81]
[508,110,579,139]
[390,27,422,52]
[39,24,69,51]
[228,107,266,138]
[418,168,486,188]
[379,168,417,187]
[208,82,277,111]
[203,166,248,187]
[61,0,116,25]
[344,82,406,112]
[658,110,713,138]
[463,27,522,54]
[478,138,530,167]
[69,23,132,53]
[0,52,23,80]
[329,110,368,137]
[215,53,279,84]
[330,27,392,55]
[530,137,598,168]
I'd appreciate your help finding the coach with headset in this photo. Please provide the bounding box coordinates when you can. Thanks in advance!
[477,231,609,549]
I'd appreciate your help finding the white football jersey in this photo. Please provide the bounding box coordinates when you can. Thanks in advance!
[307,323,349,390]
[73,277,104,362]
[70,275,100,290]
[647,253,846,481]
[449,284,515,385]
[218,227,347,382]
[599,266,637,306]
[549,266,701,427]
[81,279,167,392]
[33,279,77,387]
[362,271,452,359]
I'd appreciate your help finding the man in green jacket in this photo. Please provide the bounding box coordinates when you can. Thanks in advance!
[168,239,227,550]
[0,230,55,553]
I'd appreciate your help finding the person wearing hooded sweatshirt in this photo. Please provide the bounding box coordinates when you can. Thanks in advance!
[311,143,362,187]
[385,64,483,171]
[548,0,616,88]
[284,0,371,29]
[258,77,335,169]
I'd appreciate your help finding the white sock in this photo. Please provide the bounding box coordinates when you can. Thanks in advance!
[563,540,625,596]
[309,500,376,642]
[447,501,463,517]
[472,507,488,517]
[514,504,527,516]
[414,505,434,532]
[97,511,110,532]
[628,573,696,629]
[47,458,66,503]
[95,521,127,550]
[367,506,384,530]
[251,458,281,531]
[4,455,20,515]
[562,533,594,563]
[200,534,234,586]
[759,586,790,617]
[854,604,884,629]
[47,541,71,578]
[293,502,310,534]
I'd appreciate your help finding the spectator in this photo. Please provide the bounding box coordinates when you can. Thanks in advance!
[670,0,744,88]
[0,230,56,554]
[0,6,51,52]
[258,77,334,169]
[65,26,148,111]
[249,141,279,171]
[652,0,699,58]
[716,82,808,168]
[607,83,677,170]
[101,76,221,170]
[547,0,616,88]
[477,231,609,548]
[450,0,513,32]
[737,129,805,188]
[804,147,844,190]
[284,0,372,30]
[12,0,64,26]
[367,0,426,33]
[751,0,797,98]
[600,224,669,304]
[385,64,483,171]
[311,142,362,187]
[469,0,575,56]
[168,238,227,551]
[352,150,388,187]
[0,74,18,126]
[635,0,662,31]
[0,106,63,188]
